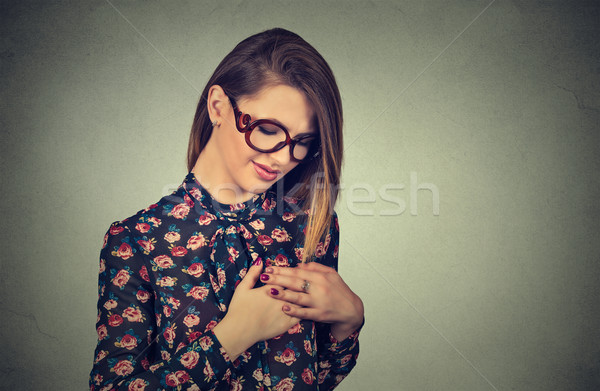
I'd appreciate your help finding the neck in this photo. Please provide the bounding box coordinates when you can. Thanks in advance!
[192,141,254,205]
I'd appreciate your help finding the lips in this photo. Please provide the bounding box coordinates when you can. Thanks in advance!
[253,161,280,181]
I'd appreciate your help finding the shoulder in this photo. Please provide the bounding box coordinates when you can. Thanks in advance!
[106,201,164,236]
[102,186,188,243]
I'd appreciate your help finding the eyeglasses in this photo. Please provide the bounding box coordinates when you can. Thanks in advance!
[228,96,319,162]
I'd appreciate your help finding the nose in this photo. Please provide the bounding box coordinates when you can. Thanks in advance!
[268,143,293,166]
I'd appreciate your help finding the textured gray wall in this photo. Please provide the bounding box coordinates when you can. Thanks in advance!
[1,1,599,390]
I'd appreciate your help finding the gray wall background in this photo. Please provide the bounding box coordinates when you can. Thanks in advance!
[1,1,599,390]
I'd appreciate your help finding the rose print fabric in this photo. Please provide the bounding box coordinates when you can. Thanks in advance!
[90,172,360,390]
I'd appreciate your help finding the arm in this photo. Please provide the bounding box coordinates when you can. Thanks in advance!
[89,222,234,391]
[309,213,363,389]
[314,320,362,390]
[260,212,364,389]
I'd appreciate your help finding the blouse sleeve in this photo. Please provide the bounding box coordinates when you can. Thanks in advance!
[89,222,236,391]
[313,212,363,390]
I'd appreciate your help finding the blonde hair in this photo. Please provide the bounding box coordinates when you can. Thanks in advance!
[187,28,343,262]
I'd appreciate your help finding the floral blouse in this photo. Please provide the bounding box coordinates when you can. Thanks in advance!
[90,172,360,391]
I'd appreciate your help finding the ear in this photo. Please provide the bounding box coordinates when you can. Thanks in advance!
[206,85,230,126]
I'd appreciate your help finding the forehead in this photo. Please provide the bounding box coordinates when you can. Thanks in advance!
[237,85,316,136]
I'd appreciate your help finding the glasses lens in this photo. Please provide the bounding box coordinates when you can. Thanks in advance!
[249,123,287,151]
[247,121,317,161]
[291,137,315,160]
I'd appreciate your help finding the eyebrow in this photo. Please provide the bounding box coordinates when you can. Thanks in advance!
[257,116,317,137]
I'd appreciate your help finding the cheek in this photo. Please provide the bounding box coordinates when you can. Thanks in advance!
[220,129,255,166]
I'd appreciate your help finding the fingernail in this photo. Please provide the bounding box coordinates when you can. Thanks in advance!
[260,274,269,281]
[270,288,279,295]
[265,267,273,273]
[282,304,290,311]
[253,258,262,266]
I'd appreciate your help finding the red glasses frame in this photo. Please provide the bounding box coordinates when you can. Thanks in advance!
[228,96,319,162]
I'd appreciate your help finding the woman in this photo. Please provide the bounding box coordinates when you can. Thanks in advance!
[90,28,364,391]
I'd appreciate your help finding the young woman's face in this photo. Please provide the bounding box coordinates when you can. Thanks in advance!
[201,84,317,204]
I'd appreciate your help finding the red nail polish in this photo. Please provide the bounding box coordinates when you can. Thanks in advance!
[265,267,273,273]
[260,274,269,281]
[271,288,279,295]
[253,258,262,266]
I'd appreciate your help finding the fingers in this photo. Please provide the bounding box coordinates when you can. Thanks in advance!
[283,307,302,325]
[268,285,311,307]
[237,258,263,290]
[262,264,337,293]
[261,273,307,293]
[262,266,310,282]
[264,262,334,279]
[282,305,323,322]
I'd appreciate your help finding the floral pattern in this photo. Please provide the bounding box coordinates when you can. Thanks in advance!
[90,173,360,390]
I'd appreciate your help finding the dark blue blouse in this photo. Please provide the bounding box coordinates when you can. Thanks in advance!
[90,172,360,390]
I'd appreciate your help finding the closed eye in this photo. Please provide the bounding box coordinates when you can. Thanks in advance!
[257,126,277,135]
[294,135,316,145]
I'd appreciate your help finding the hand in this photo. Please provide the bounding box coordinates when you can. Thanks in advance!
[260,262,364,341]
[213,259,301,361]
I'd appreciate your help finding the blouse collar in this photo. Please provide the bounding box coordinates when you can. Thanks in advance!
[182,172,270,222]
